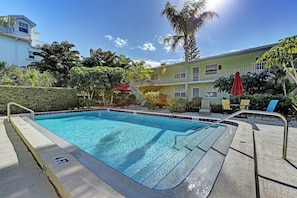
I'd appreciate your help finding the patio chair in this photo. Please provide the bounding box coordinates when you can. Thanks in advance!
[222,99,233,114]
[237,99,250,118]
[199,99,211,115]
[239,99,250,110]
[259,99,279,119]
[265,99,279,112]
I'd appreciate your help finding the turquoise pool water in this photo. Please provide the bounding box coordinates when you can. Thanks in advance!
[35,110,225,188]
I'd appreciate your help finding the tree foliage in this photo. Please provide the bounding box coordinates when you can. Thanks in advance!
[162,0,218,100]
[187,36,200,60]
[258,35,297,85]
[29,41,80,87]
[69,66,125,105]
[0,64,56,87]
[0,16,14,27]
[213,69,294,95]
[81,48,132,68]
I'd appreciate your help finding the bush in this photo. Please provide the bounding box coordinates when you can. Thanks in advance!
[186,96,202,112]
[167,97,187,113]
[78,98,97,107]
[229,94,297,118]
[0,85,79,115]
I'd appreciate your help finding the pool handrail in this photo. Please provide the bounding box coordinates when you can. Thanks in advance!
[7,102,35,122]
[174,110,289,160]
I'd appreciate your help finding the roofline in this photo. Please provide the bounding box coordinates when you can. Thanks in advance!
[155,43,276,68]
[8,15,36,27]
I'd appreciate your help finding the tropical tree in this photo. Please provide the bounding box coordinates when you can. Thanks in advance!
[187,35,200,60]
[82,48,131,68]
[69,66,125,105]
[0,65,56,87]
[258,35,297,86]
[213,70,290,95]
[29,41,80,87]
[124,60,153,98]
[0,16,14,27]
[162,0,218,100]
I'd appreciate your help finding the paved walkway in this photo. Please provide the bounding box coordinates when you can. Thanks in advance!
[1,111,297,197]
[0,117,59,198]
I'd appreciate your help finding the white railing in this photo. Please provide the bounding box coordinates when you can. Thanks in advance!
[7,102,35,122]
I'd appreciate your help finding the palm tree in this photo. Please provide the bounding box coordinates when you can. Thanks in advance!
[0,16,14,27]
[162,0,218,100]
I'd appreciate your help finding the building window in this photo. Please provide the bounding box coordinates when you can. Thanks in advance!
[205,88,218,98]
[175,88,186,98]
[192,67,199,81]
[29,51,34,59]
[254,57,266,72]
[193,88,200,98]
[151,73,158,81]
[205,64,218,75]
[174,69,185,79]
[19,22,28,33]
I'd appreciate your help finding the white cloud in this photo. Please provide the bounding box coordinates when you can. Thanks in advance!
[139,42,156,51]
[164,45,172,53]
[105,35,113,41]
[114,37,128,48]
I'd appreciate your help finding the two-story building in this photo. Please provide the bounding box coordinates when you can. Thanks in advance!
[0,15,42,67]
[144,44,274,104]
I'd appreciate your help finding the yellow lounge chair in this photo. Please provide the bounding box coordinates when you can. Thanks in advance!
[239,99,250,110]
[222,99,233,114]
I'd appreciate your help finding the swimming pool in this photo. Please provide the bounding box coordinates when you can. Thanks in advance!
[28,109,236,197]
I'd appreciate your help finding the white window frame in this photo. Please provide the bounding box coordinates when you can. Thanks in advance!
[19,22,28,33]
[174,88,186,98]
[205,64,218,75]
[28,51,34,59]
[174,68,185,79]
[254,57,266,73]
[192,87,200,98]
[205,88,218,98]
[192,67,199,81]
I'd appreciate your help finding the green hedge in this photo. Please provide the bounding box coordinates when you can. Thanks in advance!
[229,94,296,117]
[0,85,79,115]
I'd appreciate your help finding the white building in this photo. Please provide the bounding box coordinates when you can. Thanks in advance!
[0,15,43,67]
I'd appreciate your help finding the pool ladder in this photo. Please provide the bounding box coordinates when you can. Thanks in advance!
[173,110,289,160]
[7,102,35,122]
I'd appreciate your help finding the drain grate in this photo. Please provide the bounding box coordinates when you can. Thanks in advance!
[53,156,69,164]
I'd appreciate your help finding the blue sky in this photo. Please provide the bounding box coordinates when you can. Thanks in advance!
[1,0,297,67]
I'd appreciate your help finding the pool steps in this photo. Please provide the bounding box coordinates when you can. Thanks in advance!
[123,125,228,189]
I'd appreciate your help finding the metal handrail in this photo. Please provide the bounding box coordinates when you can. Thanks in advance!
[7,102,35,122]
[174,110,289,159]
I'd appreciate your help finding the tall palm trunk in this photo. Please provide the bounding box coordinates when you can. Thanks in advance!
[184,43,189,100]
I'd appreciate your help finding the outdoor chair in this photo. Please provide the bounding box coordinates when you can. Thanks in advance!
[128,99,147,110]
[237,99,250,118]
[239,99,250,110]
[222,99,233,114]
[198,99,211,115]
[263,99,279,119]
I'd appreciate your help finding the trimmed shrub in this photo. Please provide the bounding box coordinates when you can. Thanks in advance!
[168,97,187,113]
[187,96,202,112]
[0,85,78,115]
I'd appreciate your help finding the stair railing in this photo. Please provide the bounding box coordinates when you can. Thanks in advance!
[7,102,35,122]
[174,110,289,159]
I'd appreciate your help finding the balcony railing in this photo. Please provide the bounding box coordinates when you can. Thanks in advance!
[136,64,266,86]
[0,28,31,41]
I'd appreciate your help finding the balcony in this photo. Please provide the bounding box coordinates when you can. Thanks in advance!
[136,63,266,87]
[0,28,31,41]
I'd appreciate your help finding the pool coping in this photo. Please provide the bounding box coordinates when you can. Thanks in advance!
[9,108,239,198]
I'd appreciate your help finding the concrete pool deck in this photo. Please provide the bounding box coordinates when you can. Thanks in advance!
[1,110,297,197]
